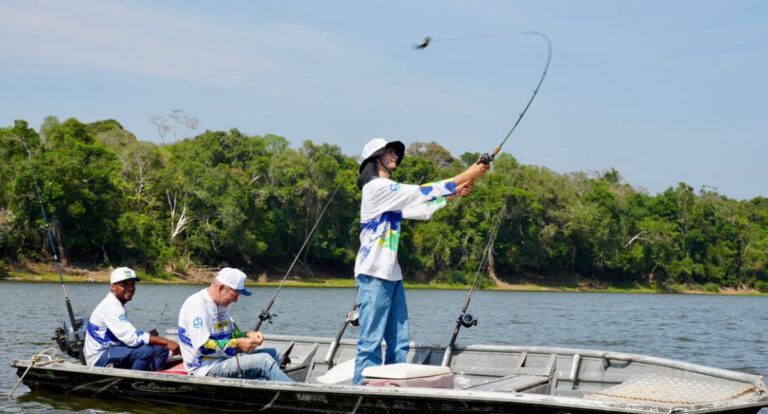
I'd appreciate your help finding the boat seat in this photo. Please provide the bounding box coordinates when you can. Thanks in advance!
[316,358,355,384]
[363,363,453,389]
[157,362,188,375]
[362,363,451,379]
[465,374,549,392]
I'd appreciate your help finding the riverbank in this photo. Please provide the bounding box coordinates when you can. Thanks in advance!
[1,262,764,295]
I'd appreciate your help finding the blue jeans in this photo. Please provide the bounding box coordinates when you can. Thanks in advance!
[95,344,168,371]
[353,275,410,385]
[206,348,293,382]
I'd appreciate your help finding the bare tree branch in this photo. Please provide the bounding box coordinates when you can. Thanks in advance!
[149,110,200,144]
[170,205,188,242]
[624,230,650,248]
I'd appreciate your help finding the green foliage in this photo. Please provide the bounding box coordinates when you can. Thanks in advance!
[10,118,124,264]
[2,117,768,289]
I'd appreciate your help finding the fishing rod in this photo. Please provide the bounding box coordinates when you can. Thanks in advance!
[415,31,551,366]
[441,162,524,367]
[254,182,343,331]
[323,302,359,366]
[415,32,551,165]
[17,136,87,365]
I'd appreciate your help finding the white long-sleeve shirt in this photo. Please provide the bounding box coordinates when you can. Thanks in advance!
[84,293,150,367]
[354,178,457,281]
[178,288,241,375]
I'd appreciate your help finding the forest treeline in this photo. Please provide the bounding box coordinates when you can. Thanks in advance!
[1,117,767,292]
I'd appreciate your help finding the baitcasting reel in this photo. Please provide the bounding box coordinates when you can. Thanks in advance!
[459,312,478,328]
[478,153,495,165]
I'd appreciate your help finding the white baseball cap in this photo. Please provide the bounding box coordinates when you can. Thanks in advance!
[215,267,252,296]
[110,267,140,284]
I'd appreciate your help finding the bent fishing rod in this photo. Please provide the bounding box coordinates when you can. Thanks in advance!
[416,32,551,165]
[415,31,551,366]
[18,136,87,364]
[254,182,343,331]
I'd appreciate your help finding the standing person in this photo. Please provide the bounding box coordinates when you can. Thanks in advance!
[353,138,489,385]
[84,267,180,370]
[177,267,293,382]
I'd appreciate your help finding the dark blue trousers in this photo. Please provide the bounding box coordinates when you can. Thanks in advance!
[95,344,168,371]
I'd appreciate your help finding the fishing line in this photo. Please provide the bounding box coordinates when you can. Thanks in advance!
[254,181,343,331]
[414,34,508,48]
[17,136,86,365]
[152,302,169,332]
[467,163,524,299]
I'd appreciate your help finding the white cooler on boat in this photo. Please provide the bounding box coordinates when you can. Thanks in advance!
[362,363,453,388]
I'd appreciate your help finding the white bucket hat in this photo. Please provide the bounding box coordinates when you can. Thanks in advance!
[359,138,405,172]
[215,267,252,296]
[110,267,140,284]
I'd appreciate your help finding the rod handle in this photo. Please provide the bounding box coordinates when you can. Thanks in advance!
[442,319,463,367]
[324,339,339,365]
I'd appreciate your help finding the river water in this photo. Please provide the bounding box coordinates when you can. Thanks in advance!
[1,281,766,413]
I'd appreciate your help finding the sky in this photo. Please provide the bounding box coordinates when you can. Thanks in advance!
[1,0,766,200]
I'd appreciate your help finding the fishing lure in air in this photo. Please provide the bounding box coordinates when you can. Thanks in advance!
[413,37,431,49]
[414,32,551,164]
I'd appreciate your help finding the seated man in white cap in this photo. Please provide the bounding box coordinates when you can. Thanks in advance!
[177,267,292,381]
[84,267,180,370]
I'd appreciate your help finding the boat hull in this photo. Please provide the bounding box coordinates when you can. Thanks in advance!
[11,334,768,414]
[12,363,620,413]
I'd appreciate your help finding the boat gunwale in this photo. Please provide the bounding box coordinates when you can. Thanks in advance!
[263,333,766,386]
